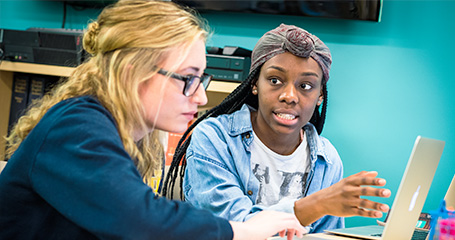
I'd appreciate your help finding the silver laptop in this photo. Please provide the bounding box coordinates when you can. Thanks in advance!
[325,136,445,240]
[444,174,455,210]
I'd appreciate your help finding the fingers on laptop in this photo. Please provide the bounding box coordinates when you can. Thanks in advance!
[357,186,391,198]
[348,171,387,186]
[355,207,385,218]
[358,197,390,211]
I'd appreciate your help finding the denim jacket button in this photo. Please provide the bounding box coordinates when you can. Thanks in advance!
[247,190,253,195]
[245,133,251,139]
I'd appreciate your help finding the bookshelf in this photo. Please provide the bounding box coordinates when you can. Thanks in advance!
[0,61,239,160]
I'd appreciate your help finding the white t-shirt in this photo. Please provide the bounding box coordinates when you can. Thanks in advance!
[250,130,311,206]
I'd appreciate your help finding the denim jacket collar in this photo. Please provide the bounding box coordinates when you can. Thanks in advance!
[228,104,254,137]
[226,104,331,165]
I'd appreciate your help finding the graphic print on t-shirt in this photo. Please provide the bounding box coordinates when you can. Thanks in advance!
[250,126,311,207]
[279,171,308,199]
[252,163,308,206]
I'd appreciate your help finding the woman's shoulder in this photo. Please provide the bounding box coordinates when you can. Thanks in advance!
[39,96,118,135]
[318,135,338,152]
[192,113,231,140]
[194,104,252,137]
[318,136,342,166]
[48,96,113,120]
[51,95,104,111]
[304,124,342,165]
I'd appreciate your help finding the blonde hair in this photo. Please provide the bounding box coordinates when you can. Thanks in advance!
[5,0,209,188]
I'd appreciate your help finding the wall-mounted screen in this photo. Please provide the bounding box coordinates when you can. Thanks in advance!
[173,0,383,22]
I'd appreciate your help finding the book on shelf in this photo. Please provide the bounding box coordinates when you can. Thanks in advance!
[28,74,58,105]
[7,73,30,134]
[7,73,59,134]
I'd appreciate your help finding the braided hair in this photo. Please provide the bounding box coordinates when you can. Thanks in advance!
[161,66,329,199]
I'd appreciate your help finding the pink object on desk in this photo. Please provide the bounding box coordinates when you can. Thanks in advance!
[438,218,455,239]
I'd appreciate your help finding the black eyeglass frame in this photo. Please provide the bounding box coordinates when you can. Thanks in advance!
[155,68,212,97]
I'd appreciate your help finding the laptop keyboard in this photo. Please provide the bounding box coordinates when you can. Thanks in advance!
[370,229,429,240]
[411,229,429,240]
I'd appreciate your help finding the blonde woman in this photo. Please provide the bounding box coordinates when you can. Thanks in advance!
[0,1,305,239]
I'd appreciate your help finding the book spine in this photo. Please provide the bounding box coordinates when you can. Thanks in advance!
[28,74,46,106]
[28,74,59,105]
[8,73,30,133]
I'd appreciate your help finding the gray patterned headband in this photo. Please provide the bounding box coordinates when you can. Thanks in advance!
[250,23,332,83]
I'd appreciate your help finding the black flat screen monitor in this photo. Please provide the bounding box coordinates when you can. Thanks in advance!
[173,0,383,22]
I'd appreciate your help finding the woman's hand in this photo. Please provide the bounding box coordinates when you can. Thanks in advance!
[230,211,307,240]
[294,171,391,226]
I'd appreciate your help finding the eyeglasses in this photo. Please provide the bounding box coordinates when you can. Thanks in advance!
[155,67,212,97]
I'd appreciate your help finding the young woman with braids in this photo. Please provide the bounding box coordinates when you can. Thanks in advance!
[163,24,392,233]
[0,2,306,239]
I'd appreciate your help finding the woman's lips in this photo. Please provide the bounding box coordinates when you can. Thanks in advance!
[182,111,197,121]
[273,111,299,125]
[275,112,296,120]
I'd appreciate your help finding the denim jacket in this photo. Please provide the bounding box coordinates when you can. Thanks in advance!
[184,104,344,233]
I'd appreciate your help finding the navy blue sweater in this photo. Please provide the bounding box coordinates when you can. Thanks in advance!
[0,96,232,240]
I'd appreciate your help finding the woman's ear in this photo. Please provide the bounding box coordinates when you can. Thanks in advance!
[317,94,323,106]
[252,85,258,95]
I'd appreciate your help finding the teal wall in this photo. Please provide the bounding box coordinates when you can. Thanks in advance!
[1,0,454,228]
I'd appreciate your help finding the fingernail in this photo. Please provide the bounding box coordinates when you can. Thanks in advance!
[378,179,386,185]
[382,189,391,196]
[381,204,389,212]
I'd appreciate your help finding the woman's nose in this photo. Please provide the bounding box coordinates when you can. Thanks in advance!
[191,85,208,106]
[278,84,298,104]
